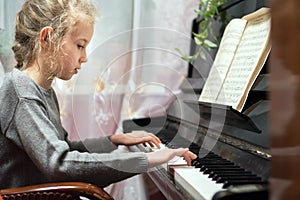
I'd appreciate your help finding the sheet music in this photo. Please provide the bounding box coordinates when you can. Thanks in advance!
[216,17,271,110]
[199,19,247,103]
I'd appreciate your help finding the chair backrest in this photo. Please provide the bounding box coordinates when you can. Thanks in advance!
[0,182,114,200]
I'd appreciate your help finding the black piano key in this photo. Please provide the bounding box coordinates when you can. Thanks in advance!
[194,160,234,168]
[223,180,268,188]
[209,171,258,180]
[196,157,232,162]
[211,173,243,180]
[200,164,240,170]
[189,144,200,153]
[191,158,199,165]
[210,170,253,176]
[216,175,262,183]
[201,154,220,159]
[202,166,245,174]
[209,170,254,178]
[206,167,245,171]
[192,157,233,166]
[160,139,169,145]
[211,173,256,181]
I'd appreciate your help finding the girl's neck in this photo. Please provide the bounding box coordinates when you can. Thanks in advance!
[22,65,53,90]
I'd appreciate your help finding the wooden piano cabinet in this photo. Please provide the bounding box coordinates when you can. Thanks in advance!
[270,0,300,199]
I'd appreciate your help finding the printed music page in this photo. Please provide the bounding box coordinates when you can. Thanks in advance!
[199,8,271,112]
[199,19,247,103]
[215,8,271,111]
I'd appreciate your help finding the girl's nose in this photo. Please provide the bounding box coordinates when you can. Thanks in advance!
[80,51,88,63]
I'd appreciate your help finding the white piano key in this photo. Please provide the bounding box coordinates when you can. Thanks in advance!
[174,167,225,200]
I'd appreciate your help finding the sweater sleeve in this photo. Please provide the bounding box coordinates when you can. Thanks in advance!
[68,136,118,153]
[9,98,148,187]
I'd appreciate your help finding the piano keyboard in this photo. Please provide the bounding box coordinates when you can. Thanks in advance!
[138,140,267,200]
[174,151,267,200]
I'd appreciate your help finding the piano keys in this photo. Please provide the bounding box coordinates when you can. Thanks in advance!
[136,126,268,200]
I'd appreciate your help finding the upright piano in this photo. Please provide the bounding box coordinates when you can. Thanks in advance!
[123,1,270,199]
[123,72,270,200]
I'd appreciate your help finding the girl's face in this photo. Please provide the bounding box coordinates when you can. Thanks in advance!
[56,20,94,80]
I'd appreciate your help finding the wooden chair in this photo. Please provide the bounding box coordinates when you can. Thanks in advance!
[0,182,114,200]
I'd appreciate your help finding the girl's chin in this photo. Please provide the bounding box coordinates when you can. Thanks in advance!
[56,74,74,81]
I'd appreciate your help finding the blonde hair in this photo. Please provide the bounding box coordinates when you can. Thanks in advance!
[12,0,96,73]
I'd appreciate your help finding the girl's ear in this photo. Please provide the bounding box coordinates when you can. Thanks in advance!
[40,26,54,48]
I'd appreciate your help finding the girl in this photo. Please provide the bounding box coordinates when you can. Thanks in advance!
[0,0,196,189]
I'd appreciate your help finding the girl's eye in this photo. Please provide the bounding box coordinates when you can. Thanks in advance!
[77,45,84,49]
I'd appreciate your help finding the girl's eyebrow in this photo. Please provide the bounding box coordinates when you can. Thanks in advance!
[78,38,88,43]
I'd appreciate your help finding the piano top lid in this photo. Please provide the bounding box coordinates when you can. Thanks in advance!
[183,100,262,133]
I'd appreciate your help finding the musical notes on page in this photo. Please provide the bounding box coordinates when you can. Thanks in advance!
[199,8,271,112]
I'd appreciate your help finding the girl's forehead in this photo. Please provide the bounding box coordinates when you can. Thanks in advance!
[69,20,94,41]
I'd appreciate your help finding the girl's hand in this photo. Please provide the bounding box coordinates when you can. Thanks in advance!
[146,147,197,168]
[110,131,161,148]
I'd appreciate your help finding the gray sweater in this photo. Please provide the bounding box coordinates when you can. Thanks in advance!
[0,68,148,189]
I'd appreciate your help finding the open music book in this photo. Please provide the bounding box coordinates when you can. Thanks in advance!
[198,8,271,112]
